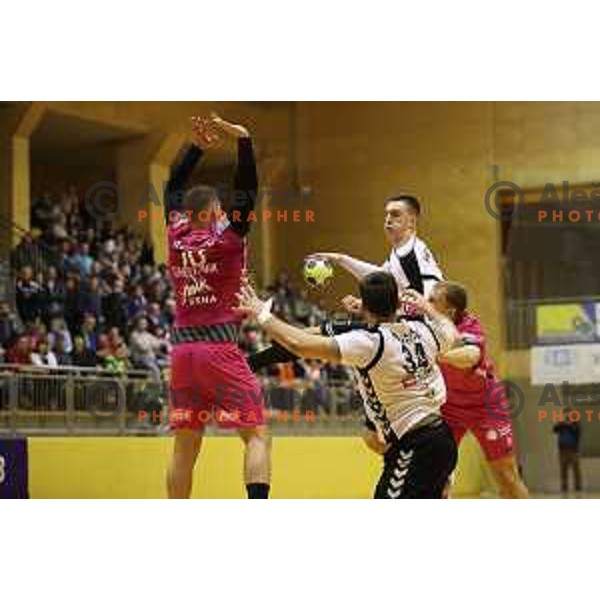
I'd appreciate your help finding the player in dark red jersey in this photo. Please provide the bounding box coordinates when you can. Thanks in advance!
[164,115,270,499]
[428,281,529,498]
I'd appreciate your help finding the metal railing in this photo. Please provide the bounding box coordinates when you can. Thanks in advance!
[0,364,363,437]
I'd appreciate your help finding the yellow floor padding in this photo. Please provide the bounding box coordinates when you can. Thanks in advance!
[28,435,496,499]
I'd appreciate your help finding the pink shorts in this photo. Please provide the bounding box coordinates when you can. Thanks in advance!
[169,341,265,431]
[442,405,514,462]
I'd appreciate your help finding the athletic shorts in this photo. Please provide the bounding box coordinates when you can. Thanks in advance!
[442,404,514,462]
[169,341,265,431]
[374,419,458,499]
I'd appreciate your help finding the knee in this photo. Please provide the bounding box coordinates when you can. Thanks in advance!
[239,427,271,447]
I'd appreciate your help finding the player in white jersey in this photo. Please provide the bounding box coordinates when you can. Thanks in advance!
[247,194,443,371]
[311,194,443,309]
[237,271,459,499]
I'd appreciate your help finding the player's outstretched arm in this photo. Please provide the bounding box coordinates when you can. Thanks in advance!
[401,289,460,354]
[439,344,482,369]
[236,285,341,362]
[247,342,300,371]
[308,252,383,281]
[246,321,364,372]
[163,117,217,225]
[210,114,258,237]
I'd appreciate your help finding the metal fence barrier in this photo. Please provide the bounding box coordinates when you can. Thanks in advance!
[0,364,364,437]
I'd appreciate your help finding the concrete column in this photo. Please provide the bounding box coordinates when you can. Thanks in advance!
[0,102,46,244]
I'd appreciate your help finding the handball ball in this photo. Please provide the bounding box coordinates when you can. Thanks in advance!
[303,257,334,288]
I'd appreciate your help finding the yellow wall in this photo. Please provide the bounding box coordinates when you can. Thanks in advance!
[28,436,491,499]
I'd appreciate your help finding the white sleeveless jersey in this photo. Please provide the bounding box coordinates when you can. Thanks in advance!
[382,236,444,298]
[335,318,454,442]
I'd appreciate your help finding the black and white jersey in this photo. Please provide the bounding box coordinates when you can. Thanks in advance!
[382,235,444,297]
[335,317,455,443]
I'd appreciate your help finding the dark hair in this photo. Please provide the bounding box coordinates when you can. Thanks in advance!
[183,185,219,212]
[440,281,468,314]
[385,194,421,217]
[359,271,399,319]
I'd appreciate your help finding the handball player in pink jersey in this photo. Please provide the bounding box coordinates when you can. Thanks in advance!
[429,281,529,498]
[164,115,270,499]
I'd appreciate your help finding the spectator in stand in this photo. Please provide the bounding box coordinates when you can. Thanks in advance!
[82,227,98,256]
[146,302,162,332]
[102,278,129,333]
[148,277,167,305]
[31,190,54,230]
[161,298,176,330]
[23,320,46,351]
[129,316,167,382]
[78,276,102,318]
[63,276,80,334]
[16,266,43,323]
[62,185,82,231]
[53,336,72,366]
[0,301,23,348]
[128,284,148,320]
[7,335,32,365]
[11,232,43,272]
[42,266,65,321]
[293,289,313,326]
[98,329,129,374]
[70,242,94,277]
[47,317,73,354]
[80,313,98,353]
[31,337,58,368]
[48,212,69,244]
[303,360,329,414]
[71,336,96,368]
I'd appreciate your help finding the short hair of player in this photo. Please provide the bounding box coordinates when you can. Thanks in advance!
[441,281,468,314]
[183,185,219,212]
[385,193,421,217]
[359,271,399,319]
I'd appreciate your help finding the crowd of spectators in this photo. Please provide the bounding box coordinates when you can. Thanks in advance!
[0,184,357,415]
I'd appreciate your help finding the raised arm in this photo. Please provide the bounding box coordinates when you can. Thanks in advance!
[163,116,220,225]
[210,115,258,237]
[164,145,203,225]
[229,137,258,236]
[308,252,383,281]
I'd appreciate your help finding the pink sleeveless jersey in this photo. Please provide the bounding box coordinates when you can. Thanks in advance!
[440,312,499,408]
[168,221,246,329]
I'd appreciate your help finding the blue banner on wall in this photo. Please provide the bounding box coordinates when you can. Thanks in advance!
[0,439,29,499]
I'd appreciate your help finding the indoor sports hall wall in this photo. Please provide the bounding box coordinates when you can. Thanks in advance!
[27,436,495,499]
